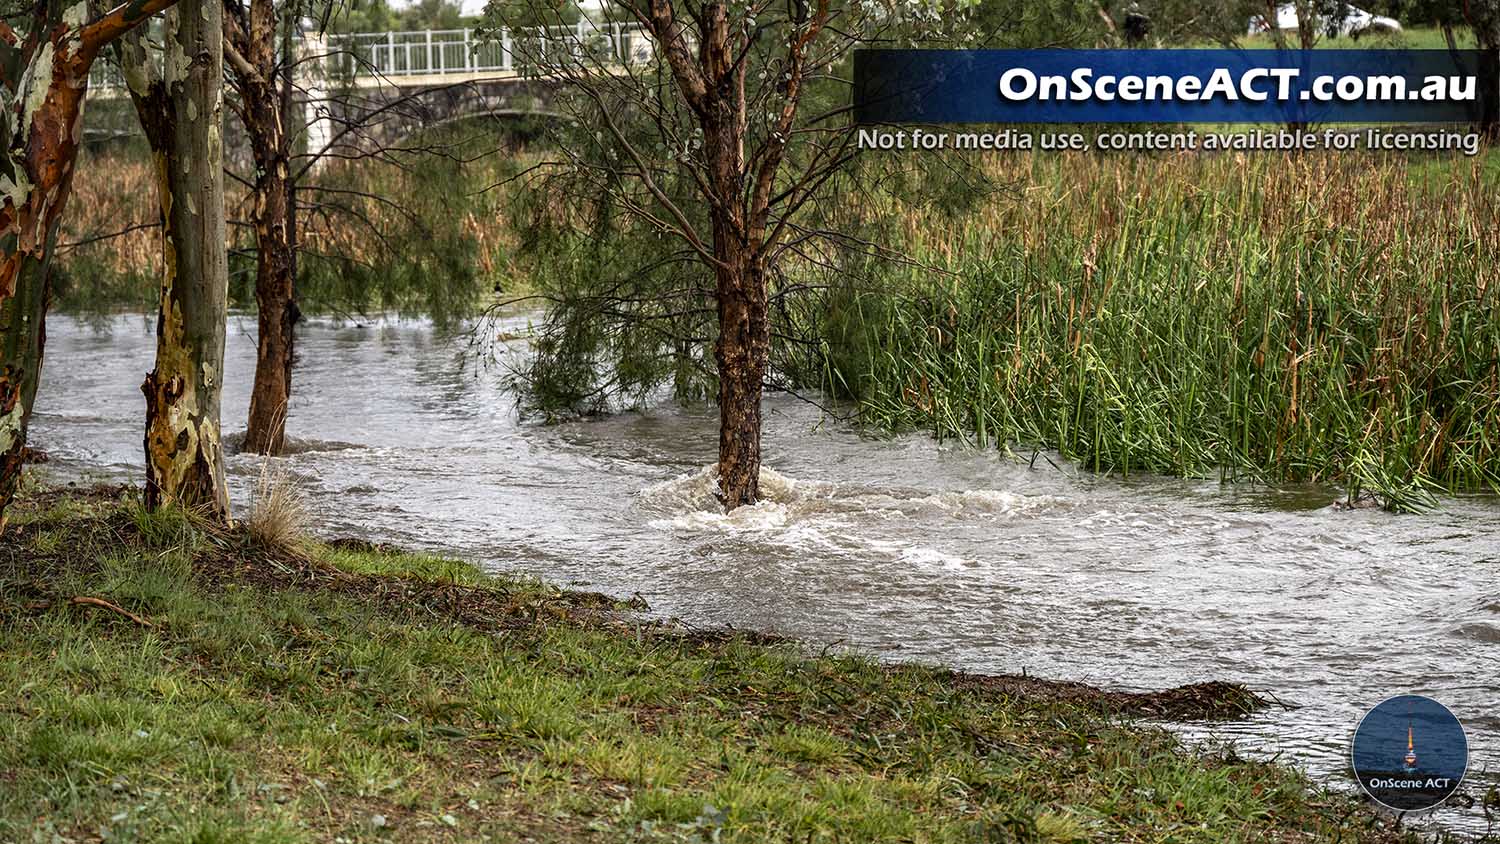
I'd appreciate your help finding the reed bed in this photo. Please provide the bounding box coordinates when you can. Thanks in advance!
[53,154,161,311]
[818,151,1500,508]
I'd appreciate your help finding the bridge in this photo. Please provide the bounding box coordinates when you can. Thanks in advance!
[88,23,653,159]
[316,23,653,87]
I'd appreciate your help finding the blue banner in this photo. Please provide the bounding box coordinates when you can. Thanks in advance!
[852,49,1490,124]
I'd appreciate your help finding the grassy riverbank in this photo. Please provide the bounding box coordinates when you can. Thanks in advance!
[0,487,1408,843]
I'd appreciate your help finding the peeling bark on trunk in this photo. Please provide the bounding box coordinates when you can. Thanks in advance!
[700,72,768,509]
[231,0,297,456]
[0,0,180,526]
[0,34,91,525]
[690,8,768,512]
[0,100,77,527]
[133,0,231,520]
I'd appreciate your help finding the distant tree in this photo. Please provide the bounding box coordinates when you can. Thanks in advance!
[1407,0,1500,136]
[237,12,488,447]
[487,0,583,26]
[1126,0,1261,45]
[1364,0,1472,32]
[215,0,489,455]
[328,0,395,32]
[1265,1,1354,47]
[399,0,466,28]
[1384,0,1465,48]
[0,0,187,526]
[964,0,1110,46]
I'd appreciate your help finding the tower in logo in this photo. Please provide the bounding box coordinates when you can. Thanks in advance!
[1352,694,1467,812]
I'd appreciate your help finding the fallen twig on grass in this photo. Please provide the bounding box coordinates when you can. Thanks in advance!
[68,596,152,627]
[15,594,154,627]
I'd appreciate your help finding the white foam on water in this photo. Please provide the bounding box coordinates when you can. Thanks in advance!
[638,465,1036,573]
[640,465,810,532]
[862,537,975,571]
[634,466,807,519]
[908,489,1051,516]
[640,464,1059,530]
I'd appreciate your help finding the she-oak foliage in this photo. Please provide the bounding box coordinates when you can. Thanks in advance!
[494,0,1005,509]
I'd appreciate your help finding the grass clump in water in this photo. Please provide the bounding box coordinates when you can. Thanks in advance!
[0,487,1413,842]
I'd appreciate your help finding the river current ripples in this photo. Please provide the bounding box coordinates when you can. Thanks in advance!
[33,314,1500,837]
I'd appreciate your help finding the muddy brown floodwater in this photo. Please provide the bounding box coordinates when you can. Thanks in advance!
[34,313,1500,837]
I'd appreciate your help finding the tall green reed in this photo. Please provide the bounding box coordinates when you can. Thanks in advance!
[815,151,1499,509]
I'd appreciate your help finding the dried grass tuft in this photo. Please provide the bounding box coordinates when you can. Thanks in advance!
[245,460,310,554]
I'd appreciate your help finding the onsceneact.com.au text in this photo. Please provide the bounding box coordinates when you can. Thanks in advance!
[997,68,1476,104]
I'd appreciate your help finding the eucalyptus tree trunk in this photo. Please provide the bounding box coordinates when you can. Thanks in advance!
[123,0,231,520]
[0,239,54,529]
[699,16,767,511]
[0,0,184,527]
[227,0,297,455]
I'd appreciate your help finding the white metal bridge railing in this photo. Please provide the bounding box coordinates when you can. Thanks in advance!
[88,23,653,89]
[322,23,653,79]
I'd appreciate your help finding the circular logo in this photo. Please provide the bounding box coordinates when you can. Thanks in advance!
[1351,694,1468,812]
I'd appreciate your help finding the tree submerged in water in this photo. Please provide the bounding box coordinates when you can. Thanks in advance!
[489,0,988,510]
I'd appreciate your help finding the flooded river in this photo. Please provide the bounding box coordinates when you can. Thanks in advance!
[32,314,1500,836]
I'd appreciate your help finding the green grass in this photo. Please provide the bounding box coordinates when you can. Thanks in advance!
[0,489,1411,843]
[1236,26,1479,51]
